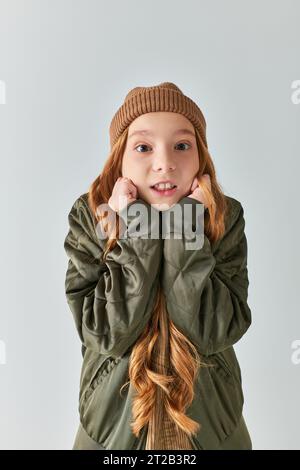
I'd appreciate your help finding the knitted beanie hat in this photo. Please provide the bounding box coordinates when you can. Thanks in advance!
[109,82,207,150]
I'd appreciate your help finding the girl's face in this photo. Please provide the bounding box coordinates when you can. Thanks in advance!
[121,112,200,206]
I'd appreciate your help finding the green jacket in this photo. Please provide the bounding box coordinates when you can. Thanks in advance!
[64,192,252,450]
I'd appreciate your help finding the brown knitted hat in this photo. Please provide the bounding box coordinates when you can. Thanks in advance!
[109,82,207,150]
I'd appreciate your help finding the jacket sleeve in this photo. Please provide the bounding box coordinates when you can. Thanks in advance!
[63,195,163,358]
[161,196,252,357]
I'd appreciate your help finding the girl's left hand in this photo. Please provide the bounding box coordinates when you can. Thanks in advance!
[187,174,211,208]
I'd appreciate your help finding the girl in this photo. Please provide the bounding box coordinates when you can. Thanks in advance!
[64,82,252,450]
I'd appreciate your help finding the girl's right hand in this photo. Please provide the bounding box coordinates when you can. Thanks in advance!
[108,177,138,213]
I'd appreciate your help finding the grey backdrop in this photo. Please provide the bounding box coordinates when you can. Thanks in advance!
[0,0,299,450]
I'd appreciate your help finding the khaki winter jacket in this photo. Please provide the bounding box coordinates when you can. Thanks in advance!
[63,192,252,450]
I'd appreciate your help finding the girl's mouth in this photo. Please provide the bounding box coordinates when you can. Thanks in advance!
[150,183,178,196]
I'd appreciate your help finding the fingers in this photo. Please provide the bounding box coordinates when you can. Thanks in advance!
[195,173,211,190]
[119,177,138,197]
[191,177,199,192]
[191,174,210,193]
[118,176,133,187]
[201,173,211,190]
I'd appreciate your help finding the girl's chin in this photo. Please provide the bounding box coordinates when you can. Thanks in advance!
[140,188,185,210]
[147,195,181,211]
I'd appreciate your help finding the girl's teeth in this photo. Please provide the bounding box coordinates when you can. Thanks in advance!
[154,183,176,190]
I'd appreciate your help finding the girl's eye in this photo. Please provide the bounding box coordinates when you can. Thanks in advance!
[134,142,191,153]
[135,144,151,153]
[175,142,191,151]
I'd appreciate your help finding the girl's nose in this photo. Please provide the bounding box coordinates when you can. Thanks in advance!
[152,151,176,172]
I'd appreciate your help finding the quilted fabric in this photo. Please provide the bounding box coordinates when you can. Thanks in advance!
[64,192,252,450]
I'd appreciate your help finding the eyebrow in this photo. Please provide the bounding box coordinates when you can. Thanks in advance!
[128,128,196,139]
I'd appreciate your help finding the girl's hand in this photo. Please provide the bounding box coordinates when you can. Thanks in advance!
[187,174,211,209]
[108,177,138,213]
